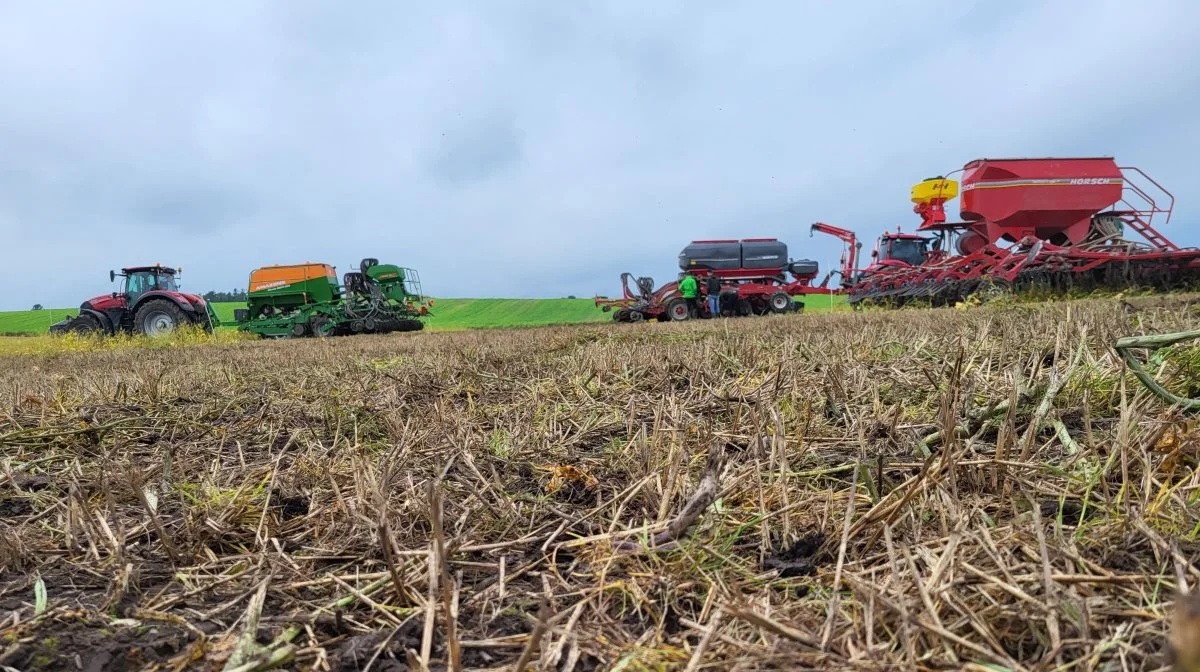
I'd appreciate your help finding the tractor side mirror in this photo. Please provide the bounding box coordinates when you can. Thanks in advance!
[109,270,115,282]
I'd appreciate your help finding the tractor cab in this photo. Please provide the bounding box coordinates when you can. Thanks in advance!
[114,265,181,301]
[871,232,932,268]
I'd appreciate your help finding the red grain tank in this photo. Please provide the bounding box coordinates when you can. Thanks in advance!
[959,157,1124,246]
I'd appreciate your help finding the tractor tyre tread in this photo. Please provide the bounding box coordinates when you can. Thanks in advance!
[133,299,189,338]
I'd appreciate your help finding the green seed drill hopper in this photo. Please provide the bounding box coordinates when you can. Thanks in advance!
[234,258,432,338]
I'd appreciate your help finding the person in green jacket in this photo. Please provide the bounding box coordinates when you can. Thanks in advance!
[678,273,699,318]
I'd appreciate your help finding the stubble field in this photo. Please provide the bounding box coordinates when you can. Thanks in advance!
[2,296,1199,671]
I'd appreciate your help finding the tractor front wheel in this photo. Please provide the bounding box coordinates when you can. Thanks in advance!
[67,313,103,335]
[134,299,187,337]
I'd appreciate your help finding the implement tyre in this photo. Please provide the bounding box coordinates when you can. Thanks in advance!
[768,292,792,313]
[666,299,689,321]
[393,319,424,332]
[134,299,187,337]
[310,315,334,337]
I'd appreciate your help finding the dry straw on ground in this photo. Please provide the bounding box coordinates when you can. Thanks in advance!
[2,296,1200,671]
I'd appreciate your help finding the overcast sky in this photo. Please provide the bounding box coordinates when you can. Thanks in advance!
[3,0,1200,309]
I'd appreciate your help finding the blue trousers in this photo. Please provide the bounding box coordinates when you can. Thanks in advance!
[707,294,720,317]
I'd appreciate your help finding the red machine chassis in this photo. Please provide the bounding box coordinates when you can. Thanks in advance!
[595,268,839,322]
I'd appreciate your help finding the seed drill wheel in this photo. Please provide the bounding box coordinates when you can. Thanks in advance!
[628,310,645,323]
[768,292,792,313]
[135,299,187,337]
[310,315,334,337]
[666,299,689,321]
[392,319,425,332]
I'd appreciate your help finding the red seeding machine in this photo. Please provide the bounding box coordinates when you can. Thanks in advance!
[595,238,840,322]
[597,156,1200,321]
[840,156,1200,306]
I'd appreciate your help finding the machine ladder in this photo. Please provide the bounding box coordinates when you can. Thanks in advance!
[1118,166,1179,251]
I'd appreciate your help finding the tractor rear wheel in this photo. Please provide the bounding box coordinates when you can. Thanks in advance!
[768,293,792,313]
[666,299,689,321]
[134,299,187,337]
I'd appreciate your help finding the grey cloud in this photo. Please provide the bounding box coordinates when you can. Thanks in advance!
[131,183,258,233]
[2,0,1200,309]
[425,111,525,187]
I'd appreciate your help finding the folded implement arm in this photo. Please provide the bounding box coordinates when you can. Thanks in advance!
[810,222,861,289]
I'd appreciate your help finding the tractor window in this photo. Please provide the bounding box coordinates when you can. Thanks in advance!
[125,271,178,295]
[885,238,928,266]
[126,273,147,295]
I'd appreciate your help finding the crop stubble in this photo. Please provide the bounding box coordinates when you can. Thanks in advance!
[2,296,1200,670]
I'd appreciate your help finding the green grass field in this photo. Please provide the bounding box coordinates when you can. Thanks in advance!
[0,295,849,335]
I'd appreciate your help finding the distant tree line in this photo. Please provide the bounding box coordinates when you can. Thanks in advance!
[202,289,248,303]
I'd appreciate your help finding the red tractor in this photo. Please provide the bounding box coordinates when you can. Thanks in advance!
[49,265,219,337]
